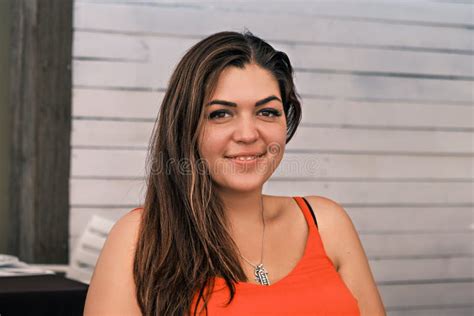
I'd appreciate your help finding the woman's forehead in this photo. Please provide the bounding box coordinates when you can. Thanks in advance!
[209,66,280,104]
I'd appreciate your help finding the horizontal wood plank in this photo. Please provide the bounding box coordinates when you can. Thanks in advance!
[388,307,474,316]
[73,2,473,51]
[74,1,473,26]
[264,181,473,205]
[362,232,473,257]
[380,282,473,309]
[74,31,149,62]
[370,256,473,281]
[348,207,474,233]
[72,88,160,119]
[73,32,474,77]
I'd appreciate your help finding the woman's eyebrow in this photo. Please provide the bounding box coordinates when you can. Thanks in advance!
[206,95,282,107]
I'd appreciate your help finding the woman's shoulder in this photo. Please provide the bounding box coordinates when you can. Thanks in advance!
[121,207,144,230]
[107,206,143,238]
[128,206,144,215]
[301,195,359,271]
[275,194,349,224]
[302,195,352,226]
[304,195,386,314]
[84,207,143,315]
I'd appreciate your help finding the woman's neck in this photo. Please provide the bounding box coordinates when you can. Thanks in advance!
[216,188,269,235]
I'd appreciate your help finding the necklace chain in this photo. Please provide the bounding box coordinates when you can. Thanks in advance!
[236,196,270,285]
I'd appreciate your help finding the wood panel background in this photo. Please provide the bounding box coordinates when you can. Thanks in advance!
[70,0,473,314]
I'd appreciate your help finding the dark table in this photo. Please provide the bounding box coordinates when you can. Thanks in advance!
[0,274,89,316]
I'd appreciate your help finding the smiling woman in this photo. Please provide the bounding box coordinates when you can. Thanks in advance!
[84,30,385,316]
[199,64,288,196]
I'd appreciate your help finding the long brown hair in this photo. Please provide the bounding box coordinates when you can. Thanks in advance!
[133,30,302,315]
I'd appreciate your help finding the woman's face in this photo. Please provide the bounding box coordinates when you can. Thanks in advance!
[198,63,287,193]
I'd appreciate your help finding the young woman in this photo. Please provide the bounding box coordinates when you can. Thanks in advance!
[84,30,386,315]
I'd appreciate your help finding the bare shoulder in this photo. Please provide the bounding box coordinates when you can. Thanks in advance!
[84,208,144,316]
[303,196,386,315]
[301,195,352,270]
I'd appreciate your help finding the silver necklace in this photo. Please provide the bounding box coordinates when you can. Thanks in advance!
[237,197,271,286]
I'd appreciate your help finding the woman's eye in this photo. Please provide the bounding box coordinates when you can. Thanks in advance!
[208,110,231,120]
[259,109,282,117]
[208,108,282,120]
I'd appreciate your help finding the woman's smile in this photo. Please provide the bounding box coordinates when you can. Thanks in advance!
[225,151,267,166]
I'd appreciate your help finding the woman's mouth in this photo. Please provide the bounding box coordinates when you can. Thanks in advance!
[224,152,266,164]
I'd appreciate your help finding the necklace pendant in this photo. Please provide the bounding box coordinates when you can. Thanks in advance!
[254,263,271,286]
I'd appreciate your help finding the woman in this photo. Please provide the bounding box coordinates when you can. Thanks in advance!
[84,30,386,315]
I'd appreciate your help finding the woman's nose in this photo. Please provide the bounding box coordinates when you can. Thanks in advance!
[233,117,259,143]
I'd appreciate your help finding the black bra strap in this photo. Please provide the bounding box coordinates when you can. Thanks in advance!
[301,197,318,229]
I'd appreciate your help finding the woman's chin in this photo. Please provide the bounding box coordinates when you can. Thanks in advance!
[215,176,266,193]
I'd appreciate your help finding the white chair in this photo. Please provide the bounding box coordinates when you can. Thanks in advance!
[67,215,115,284]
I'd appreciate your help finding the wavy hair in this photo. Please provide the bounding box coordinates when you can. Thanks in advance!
[133,30,302,315]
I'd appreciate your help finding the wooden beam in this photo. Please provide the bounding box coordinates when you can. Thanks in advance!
[0,0,12,254]
[8,0,73,263]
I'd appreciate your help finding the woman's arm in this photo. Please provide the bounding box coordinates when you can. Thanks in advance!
[83,210,143,316]
[305,196,386,316]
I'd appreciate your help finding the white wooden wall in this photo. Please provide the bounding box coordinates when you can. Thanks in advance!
[70,0,474,314]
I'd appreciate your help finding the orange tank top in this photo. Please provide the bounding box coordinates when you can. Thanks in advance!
[190,196,360,315]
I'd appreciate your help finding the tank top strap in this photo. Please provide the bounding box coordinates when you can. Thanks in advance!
[293,196,319,230]
[292,196,332,261]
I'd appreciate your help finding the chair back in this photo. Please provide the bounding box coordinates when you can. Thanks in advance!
[67,215,115,283]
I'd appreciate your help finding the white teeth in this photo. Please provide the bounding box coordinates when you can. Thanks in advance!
[234,156,257,161]
[227,153,265,161]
